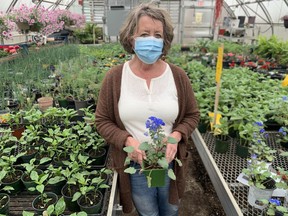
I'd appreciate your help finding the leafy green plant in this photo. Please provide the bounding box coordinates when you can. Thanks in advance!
[22,197,66,216]
[269,96,288,126]
[262,198,288,216]
[123,116,181,183]
[72,171,109,204]
[277,126,288,144]
[74,23,103,44]
[242,154,276,189]
[247,122,276,162]
[0,150,25,186]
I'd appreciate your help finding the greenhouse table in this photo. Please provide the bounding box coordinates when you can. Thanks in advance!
[191,129,286,216]
[6,170,118,215]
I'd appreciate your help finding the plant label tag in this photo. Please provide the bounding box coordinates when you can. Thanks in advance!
[282,75,288,87]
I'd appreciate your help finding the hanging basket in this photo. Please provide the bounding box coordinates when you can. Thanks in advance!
[284,19,288,29]
[30,23,41,32]
[16,22,30,31]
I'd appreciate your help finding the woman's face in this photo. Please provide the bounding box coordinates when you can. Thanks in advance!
[133,15,164,40]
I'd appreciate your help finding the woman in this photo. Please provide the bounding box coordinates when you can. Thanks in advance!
[95,3,200,216]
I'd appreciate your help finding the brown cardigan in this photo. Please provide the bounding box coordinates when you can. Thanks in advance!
[95,63,200,213]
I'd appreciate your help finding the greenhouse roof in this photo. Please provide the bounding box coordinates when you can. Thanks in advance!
[1,0,78,13]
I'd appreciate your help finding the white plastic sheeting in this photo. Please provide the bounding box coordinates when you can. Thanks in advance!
[222,0,288,40]
[0,0,287,41]
[224,0,287,24]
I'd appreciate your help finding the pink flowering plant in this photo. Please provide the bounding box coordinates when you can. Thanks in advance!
[123,116,182,181]
[9,5,85,36]
[10,4,48,32]
[56,10,85,27]
[0,12,14,40]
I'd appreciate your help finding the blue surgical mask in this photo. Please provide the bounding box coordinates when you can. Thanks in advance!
[134,36,163,64]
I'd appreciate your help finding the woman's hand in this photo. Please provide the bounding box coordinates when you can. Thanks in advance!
[125,136,146,164]
[165,131,181,163]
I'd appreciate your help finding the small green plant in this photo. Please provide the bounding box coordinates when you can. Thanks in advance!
[22,197,66,216]
[248,122,276,162]
[277,126,288,144]
[262,198,288,216]
[242,154,276,189]
[0,151,25,187]
[74,23,103,44]
[72,171,109,205]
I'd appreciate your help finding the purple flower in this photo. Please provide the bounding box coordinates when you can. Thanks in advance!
[279,127,287,136]
[251,154,257,159]
[282,96,288,101]
[259,128,265,134]
[269,198,281,206]
[255,122,263,126]
[146,116,165,132]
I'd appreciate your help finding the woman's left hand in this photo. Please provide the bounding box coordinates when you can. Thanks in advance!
[165,131,181,163]
[166,143,178,163]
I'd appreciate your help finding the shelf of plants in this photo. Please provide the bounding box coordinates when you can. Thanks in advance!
[7,172,117,216]
[192,129,288,216]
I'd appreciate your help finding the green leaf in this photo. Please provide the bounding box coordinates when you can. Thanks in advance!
[167,136,177,144]
[139,142,149,151]
[47,204,55,215]
[99,184,110,189]
[30,170,39,181]
[43,137,53,143]
[72,192,81,202]
[55,197,66,215]
[175,158,182,167]
[158,158,168,169]
[22,211,35,216]
[168,169,176,180]
[124,167,136,174]
[36,185,44,194]
[124,157,131,165]
[123,146,134,153]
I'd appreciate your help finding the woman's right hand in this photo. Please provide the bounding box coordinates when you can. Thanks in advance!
[125,136,146,164]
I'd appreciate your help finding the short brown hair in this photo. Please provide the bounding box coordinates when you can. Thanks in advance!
[119,3,174,56]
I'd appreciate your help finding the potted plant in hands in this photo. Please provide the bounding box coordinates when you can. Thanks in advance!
[242,154,277,210]
[123,116,181,188]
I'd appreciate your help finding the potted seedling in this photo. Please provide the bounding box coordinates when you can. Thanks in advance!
[73,171,109,215]
[0,150,26,195]
[29,171,58,215]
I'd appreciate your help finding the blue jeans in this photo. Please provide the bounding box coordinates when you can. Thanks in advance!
[129,162,179,216]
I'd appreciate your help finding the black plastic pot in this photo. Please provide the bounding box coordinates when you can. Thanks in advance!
[0,193,10,215]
